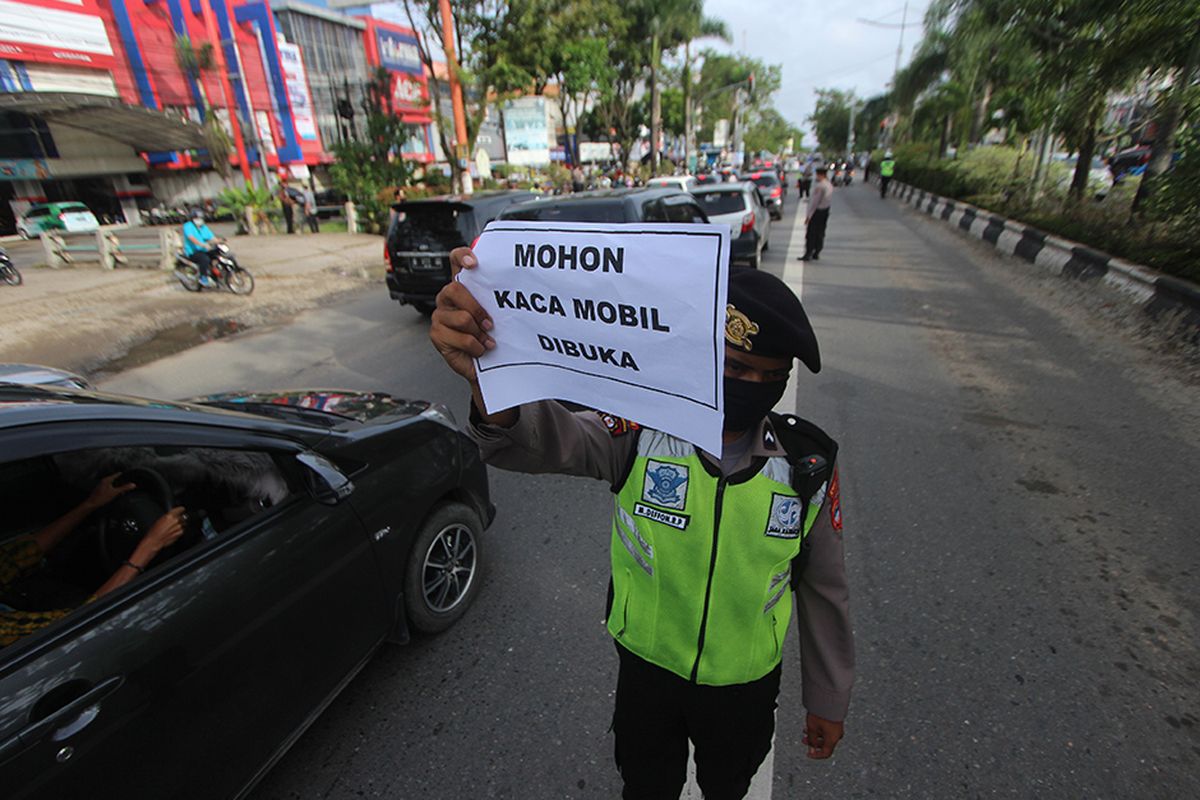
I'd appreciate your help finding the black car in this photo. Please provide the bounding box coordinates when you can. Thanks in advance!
[0,384,492,799]
[499,187,709,224]
[386,190,535,315]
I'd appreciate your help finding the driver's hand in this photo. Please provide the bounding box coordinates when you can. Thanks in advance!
[85,473,137,511]
[142,507,187,551]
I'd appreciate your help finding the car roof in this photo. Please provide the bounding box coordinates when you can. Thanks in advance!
[499,187,692,218]
[691,181,755,194]
[0,383,328,444]
[394,190,536,213]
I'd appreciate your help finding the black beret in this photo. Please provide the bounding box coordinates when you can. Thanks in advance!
[725,267,821,372]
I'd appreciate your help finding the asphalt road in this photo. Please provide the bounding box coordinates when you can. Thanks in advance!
[100,182,1200,799]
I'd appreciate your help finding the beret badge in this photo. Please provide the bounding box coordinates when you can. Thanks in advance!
[724,304,759,351]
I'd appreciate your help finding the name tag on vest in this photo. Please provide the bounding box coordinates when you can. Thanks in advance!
[634,502,689,530]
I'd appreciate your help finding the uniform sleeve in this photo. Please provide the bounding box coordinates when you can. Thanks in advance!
[468,400,635,486]
[795,466,855,721]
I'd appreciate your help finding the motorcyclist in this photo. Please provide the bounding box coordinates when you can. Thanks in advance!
[182,208,219,288]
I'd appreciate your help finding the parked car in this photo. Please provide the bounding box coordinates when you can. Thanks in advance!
[0,383,493,799]
[386,190,536,315]
[0,363,91,389]
[746,171,784,219]
[16,202,100,239]
[498,187,709,225]
[647,176,697,192]
[691,182,771,268]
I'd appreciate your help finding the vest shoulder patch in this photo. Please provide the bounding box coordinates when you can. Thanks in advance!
[765,492,803,539]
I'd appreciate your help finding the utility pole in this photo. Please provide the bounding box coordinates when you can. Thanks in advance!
[858,1,916,148]
[438,0,472,194]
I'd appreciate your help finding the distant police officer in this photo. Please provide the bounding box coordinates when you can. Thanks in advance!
[879,151,896,198]
[430,258,855,800]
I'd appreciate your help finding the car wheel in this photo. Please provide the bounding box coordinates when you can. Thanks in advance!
[404,502,484,634]
[762,236,770,252]
[413,300,437,316]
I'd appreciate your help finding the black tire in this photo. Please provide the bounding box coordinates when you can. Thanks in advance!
[175,266,201,292]
[413,300,437,316]
[404,502,483,634]
[226,267,255,295]
[2,265,22,286]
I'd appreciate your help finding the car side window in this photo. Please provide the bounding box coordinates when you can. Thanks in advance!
[0,445,298,651]
[662,200,707,224]
[641,199,668,222]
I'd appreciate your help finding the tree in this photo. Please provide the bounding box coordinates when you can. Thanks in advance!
[809,89,858,154]
[329,68,414,234]
[696,52,780,146]
[743,108,802,155]
[174,36,233,178]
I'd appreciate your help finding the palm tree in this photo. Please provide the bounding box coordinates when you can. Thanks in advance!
[175,36,233,177]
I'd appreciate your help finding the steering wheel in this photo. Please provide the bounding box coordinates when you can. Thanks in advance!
[97,467,174,573]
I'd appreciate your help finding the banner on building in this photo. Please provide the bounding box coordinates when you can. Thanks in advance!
[0,0,115,69]
[0,158,49,180]
[504,97,551,167]
[277,42,319,143]
[375,28,422,76]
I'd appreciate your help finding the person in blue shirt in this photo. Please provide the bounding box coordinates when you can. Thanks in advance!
[182,208,218,287]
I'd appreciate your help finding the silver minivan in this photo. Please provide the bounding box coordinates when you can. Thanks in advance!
[691,182,771,268]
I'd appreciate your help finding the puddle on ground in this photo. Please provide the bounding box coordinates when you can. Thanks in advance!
[94,318,246,377]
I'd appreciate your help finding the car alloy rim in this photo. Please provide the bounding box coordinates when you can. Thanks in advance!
[422,523,477,613]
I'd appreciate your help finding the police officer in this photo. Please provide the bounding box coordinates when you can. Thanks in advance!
[879,151,896,198]
[430,256,855,799]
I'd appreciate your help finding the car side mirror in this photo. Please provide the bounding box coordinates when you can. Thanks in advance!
[297,452,354,505]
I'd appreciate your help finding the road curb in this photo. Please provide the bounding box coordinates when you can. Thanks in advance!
[886,179,1200,336]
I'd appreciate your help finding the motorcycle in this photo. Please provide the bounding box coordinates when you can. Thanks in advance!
[0,247,21,286]
[173,242,255,295]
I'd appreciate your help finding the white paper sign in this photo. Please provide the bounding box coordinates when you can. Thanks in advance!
[463,221,731,454]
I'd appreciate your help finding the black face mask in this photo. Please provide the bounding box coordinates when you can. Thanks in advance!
[723,377,787,433]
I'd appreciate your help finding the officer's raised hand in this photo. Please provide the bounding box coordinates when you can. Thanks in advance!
[430,247,516,427]
[430,246,495,382]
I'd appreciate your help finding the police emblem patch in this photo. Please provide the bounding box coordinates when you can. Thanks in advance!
[597,412,640,438]
[764,492,803,539]
[828,467,843,532]
[642,460,689,510]
[725,304,760,351]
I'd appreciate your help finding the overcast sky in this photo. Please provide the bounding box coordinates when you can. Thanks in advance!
[699,0,934,140]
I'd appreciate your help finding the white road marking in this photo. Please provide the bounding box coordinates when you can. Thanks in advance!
[678,201,811,800]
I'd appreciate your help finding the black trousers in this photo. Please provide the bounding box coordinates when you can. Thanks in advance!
[798,178,811,198]
[305,212,319,233]
[282,203,295,233]
[804,208,830,257]
[613,644,780,800]
[187,250,215,278]
[880,176,891,198]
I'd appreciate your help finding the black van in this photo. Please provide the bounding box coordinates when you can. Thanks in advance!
[386,190,535,314]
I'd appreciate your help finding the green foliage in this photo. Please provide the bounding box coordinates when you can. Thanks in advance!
[696,51,781,141]
[329,68,414,235]
[217,182,278,235]
[743,108,802,155]
[809,89,857,154]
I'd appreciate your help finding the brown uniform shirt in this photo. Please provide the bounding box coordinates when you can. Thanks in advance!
[469,400,855,720]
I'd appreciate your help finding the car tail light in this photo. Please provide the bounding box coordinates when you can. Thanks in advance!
[770,186,782,198]
[384,244,392,271]
[740,213,754,234]
[58,212,67,220]
[750,172,761,179]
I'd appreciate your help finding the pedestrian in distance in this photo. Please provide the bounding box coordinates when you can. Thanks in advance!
[799,167,833,262]
[303,182,319,234]
[879,151,895,199]
[278,180,296,234]
[430,257,855,800]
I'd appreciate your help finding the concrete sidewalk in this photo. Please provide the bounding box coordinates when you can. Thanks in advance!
[1,232,387,375]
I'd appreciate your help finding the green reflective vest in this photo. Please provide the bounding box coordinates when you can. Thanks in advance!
[608,427,829,686]
[880,159,895,177]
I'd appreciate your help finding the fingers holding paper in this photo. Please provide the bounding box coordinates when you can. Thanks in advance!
[431,246,495,382]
